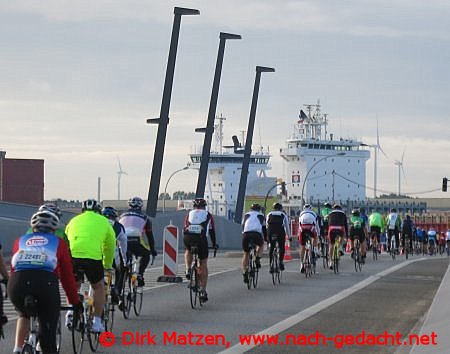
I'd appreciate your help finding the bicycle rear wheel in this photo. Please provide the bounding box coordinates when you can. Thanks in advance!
[104,302,114,332]
[304,250,311,277]
[322,240,329,268]
[189,266,198,309]
[270,247,278,285]
[134,286,143,315]
[71,310,84,354]
[21,343,34,354]
[252,256,258,289]
[332,244,339,274]
[122,276,133,319]
[88,312,100,352]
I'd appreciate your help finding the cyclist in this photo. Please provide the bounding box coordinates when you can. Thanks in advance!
[119,197,157,287]
[183,198,217,303]
[327,204,348,269]
[266,202,291,271]
[385,208,401,254]
[320,202,332,255]
[26,203,70,246]
[298,204,319,273]
[349,208,367,263]
[65,199,116,333]
[242,203,266,284]
[0,242,8,331]
[427,226,437,255]
[8,211,81,354]
[102,206,127,304]
[401,215,414,254]
[369,208,384,253]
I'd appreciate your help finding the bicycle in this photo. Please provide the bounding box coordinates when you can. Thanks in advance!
[390,236,396,260]
[0,279,7,340]
[370,231,380,261]
[20,295,69,354]
[330,232,341,274]
[103,270,115,331]
[303,232,316,278]
[320,235,329,269]
[269,234,282,285]
[428,239,436,256]
[403,235,413,260]
[70,280,102,353]
[353,238,363,272]
[438,239,446,256]
[246,242,259,290]
[121,254,147,319]
[188,245,217,308]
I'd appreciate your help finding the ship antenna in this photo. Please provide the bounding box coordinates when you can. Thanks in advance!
[215,114,226,154]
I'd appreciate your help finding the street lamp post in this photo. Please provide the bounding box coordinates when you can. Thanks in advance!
[163,166,189,212]
[300,152,345,209]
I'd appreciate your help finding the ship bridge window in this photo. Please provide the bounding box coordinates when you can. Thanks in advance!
[301,143,307,147]
[326,145,331,150]
[320,145,325,149]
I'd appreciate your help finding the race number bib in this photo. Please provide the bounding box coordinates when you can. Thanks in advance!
[187,225,202,234]
[15,250,48,265]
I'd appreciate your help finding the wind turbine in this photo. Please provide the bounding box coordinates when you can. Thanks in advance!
[117,156,127,200]
[394,147,406,196]
[363,120,388,198]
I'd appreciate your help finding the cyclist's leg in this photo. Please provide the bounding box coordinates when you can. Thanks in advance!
[278,233,285,268]
[83,259,105,320]
[395,229,400,252]
[37,278,60,353]
[255,233,264,268]
[7,272,30,352]
[183,234,194,277]
[299,230,307,270]
[197,236,209,290]
[242,232,250,272]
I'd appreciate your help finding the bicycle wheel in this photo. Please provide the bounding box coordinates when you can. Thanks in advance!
[252,255,259,289]
[122,275,133,319]
[21,343,34,354]
[87,311,100,352]
[71,309,85,354]
[332,244,339,274]
[134,285,143,315]
[56,315,62,353]
[247,252,253,290]
[372,241,378,261]
[304,250,311,277]
[189,265,198,309]
[270,247,278,285]
[322,240,329,268]
[275,247,281,284]
[391,240,396,260]
[104,302,114,332]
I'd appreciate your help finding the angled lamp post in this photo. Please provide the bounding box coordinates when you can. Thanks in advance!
[146,7,199,217]
[234,66,275,224]
[195,32,241,199]
[300,152,346,209]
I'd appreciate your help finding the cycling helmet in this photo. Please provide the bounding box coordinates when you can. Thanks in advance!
[128,197,144,210]
[82,199,99,212]
[333,204,342,210]
[390,208,397,213]
[250,203,261,211]
[102,206,118,219]
[303,204,312,210]
[30,211,59,232]
[38,203,62,218]
[323,202,332,208]
[273,202,283,210]
[193,198,207,208]
[352,208,360,216]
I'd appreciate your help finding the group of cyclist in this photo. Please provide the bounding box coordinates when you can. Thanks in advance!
[1,196,158,353]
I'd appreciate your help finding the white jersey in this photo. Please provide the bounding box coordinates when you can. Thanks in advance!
[300,210,317,225]
[446,231,450,241]
[242,210,266,234]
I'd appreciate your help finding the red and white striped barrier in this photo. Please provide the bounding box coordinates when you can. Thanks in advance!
[157,223,182,283]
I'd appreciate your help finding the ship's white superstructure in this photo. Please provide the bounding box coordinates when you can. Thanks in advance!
[189,116,275,219]
[280,101,370,206]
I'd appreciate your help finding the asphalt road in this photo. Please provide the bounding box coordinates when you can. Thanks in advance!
[1,252,448,354]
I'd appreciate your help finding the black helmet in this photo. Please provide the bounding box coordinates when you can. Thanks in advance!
[82,199,99,212]
[390,208,397,213]
[333,204,342,210]
[38,203,62,218]
[128,197,143,210]
[323,202,332,208]
[273,202,282,210]
[352,208,360,216]
[303,204,312,210]
[30,210,59,232]
[250,203,261,211]
[102,206,118,219]
[193,198,207,208]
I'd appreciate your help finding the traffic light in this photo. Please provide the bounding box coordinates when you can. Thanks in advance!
[281,182,287,196]
[443,177,448,192]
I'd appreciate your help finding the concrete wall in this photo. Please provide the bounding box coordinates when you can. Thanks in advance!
[0,203,243,256]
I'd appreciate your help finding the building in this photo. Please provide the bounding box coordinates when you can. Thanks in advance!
[0,151,44,206]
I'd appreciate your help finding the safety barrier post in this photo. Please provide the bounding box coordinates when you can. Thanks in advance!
[157,222,183,283]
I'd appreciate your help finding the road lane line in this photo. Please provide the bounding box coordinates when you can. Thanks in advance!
[219,258,427,354]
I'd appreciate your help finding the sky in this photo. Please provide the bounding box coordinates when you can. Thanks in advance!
[1,0,450,201]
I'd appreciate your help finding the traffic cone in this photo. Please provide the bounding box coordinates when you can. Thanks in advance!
[284,235,292,260]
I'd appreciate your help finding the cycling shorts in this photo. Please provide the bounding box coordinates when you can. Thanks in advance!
[328,225,345,243]
[350,228,365,243]
[72,258,104,284]
[299,224,317,246]
[242,232,264,253]
[370,226,381,243]
[184,233,209,260]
